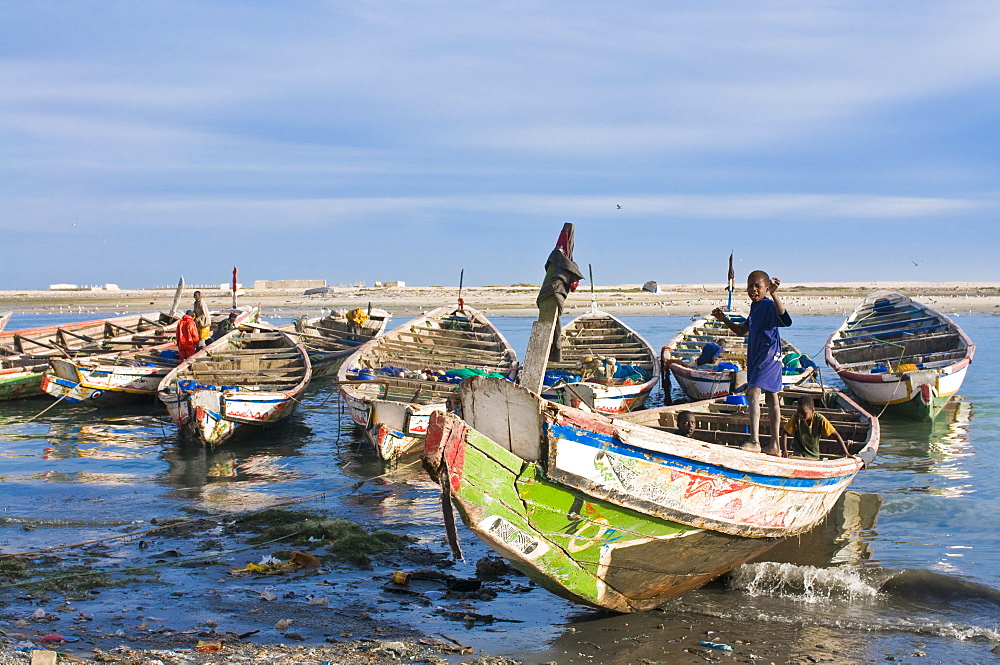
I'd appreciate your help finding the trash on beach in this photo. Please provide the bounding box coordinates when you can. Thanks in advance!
[36,633,69,644]
[307,595,329,606]
[259,591,278,601]
[289,550,322,568]
[700,640,734,652]
[31,609,47,620]
[229,555,297,576]
[391,570,411,585]
[195,640,222,652]
[274,618,294,632]
[29,651,58,665]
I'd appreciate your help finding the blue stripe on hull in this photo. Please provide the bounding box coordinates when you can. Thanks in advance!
[547,422,844,489]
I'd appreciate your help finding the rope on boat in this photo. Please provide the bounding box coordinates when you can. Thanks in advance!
[0,393,68,432]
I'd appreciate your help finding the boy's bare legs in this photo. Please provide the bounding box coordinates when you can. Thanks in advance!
[743,386,762,452]
[764,390,781,456]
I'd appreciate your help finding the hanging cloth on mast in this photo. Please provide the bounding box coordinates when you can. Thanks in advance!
[536,224,585,362]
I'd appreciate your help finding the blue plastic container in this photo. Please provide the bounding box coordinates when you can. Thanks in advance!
[725,394,749,406]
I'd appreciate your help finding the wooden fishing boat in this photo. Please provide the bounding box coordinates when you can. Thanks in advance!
[423,377,877,612]
[540,305,659,414]
[662,312,816,401]
[157,327,311,447]
[824,291,975,420]
[0,312,11,333]
[41,309,256,407]
[338,305,518,463]
[283,307,391,377]
[614,385,878,458]
[0,312,180,401]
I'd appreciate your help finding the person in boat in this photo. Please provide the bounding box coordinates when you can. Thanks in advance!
[695,342,723,367]
[674,411,697,438]
[711,270,791,456]
[781,395,849,459]
[211,311,239,342]
[193,290,211,349]
[176,311,200,360]
[693,341,740,371]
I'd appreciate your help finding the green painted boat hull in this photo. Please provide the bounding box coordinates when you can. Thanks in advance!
[435,413,779,612]
[880,391,952,421]
[0,371,45,401]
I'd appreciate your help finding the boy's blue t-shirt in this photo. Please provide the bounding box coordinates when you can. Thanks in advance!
[747,297,792,392]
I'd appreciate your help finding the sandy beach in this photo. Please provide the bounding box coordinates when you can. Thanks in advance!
[2,282,999,319]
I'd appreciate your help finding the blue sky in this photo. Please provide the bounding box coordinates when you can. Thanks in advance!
[3,2,999,289]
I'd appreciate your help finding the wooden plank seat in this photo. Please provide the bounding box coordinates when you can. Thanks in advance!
[206,351,301,359]
[369,355,512,374]
[833,332,961,365]
[838,348,968,371]
[372,339,510,362]
[833,323,952,347]
[394,332,504,349]
[847,306,923,325]
[840,315,938,336]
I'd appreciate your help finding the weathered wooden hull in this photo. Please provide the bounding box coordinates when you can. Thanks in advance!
[338,306,517,463]
[161,387,299,446]
[157,329,311,448]
[0,367,46,401]
[41,360,168,406]
[282,309,391,379]
[0,311,178,356]
[825,292,974,420]
[424,376,876,611]
[541,308,659,415]
[0,311,179,401]
[0,312,11,333]
[663,313,814,401]
[426,411,779,612]
[38,311,255,408]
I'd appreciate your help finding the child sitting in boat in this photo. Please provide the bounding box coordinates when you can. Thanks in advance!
[781,396,849,459]
[674,411,697,438]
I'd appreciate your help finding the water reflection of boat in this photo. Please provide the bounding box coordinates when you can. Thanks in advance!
[750,491,883,568]
[159,436,309,510]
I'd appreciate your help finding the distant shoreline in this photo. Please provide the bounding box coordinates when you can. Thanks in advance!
[2,282,998,317]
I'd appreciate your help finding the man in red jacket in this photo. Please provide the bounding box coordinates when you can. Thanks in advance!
[176,311,200,360]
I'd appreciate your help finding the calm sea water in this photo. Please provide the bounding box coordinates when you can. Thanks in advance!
[1,309,998,663]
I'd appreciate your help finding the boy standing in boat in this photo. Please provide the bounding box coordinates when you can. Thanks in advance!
[711,270,791,455]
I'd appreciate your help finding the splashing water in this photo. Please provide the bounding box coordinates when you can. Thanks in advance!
[729,561,881,602]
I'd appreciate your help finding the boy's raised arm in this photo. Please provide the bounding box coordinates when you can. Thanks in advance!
[769,277,786,316]
[712,306,749,336]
